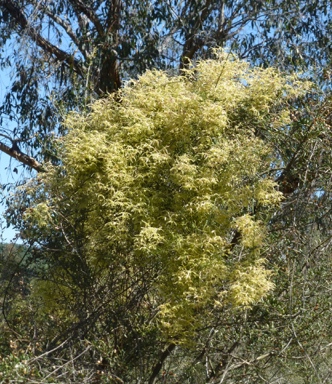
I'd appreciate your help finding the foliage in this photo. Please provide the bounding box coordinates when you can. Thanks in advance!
[2,52,316,382]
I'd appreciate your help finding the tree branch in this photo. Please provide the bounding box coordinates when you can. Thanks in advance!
[42,7,88,60]
[0,1,84,77]
[106,0,121,35]
[148,343,176,384]
[68,0,105,37]
[179,1,214,69]
[97,0,121,93]
[0,140,43,172]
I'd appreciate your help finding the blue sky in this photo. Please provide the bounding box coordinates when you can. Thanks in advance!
[0,147,22,243]
[0,65,21,243]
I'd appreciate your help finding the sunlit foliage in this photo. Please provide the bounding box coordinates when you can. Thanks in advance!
[16,52,309,347]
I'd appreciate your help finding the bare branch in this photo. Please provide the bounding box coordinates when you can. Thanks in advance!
[0,140,43,172]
